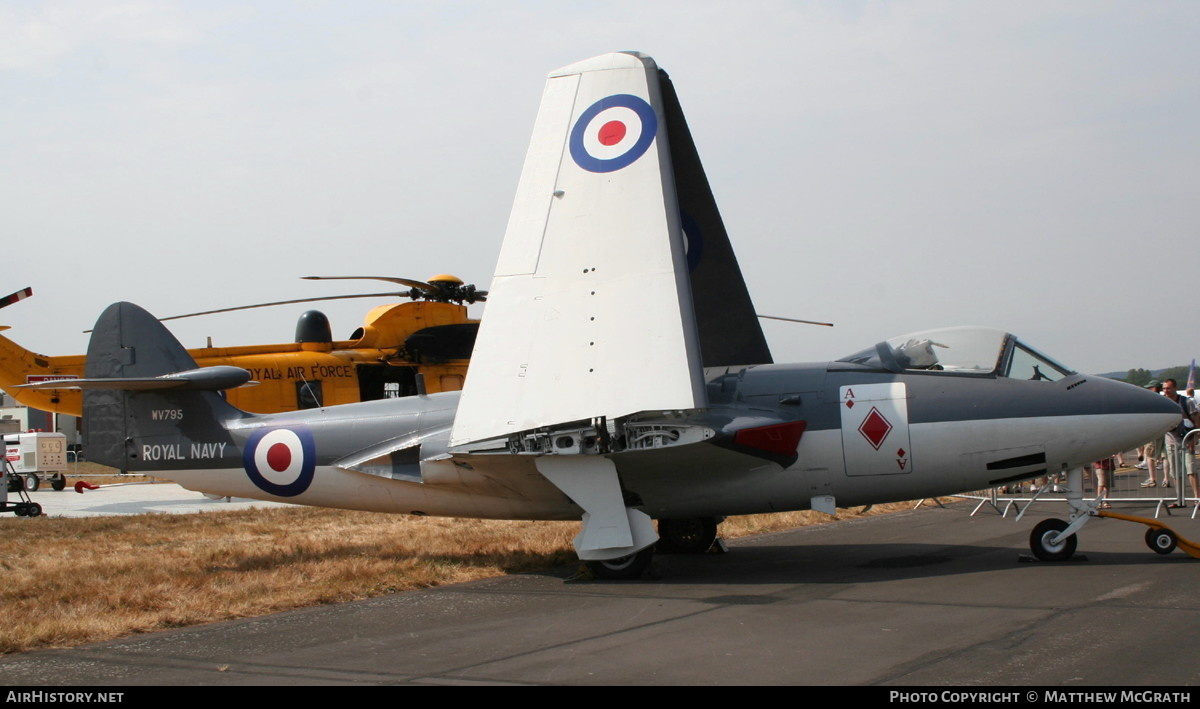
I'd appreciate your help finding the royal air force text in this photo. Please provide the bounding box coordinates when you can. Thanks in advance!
[244,365,354,381]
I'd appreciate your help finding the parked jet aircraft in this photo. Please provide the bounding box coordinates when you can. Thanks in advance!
[26,52,1179,577]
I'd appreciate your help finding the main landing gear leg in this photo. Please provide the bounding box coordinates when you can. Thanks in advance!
[1029,466,1096,562]
[535,457,658,580]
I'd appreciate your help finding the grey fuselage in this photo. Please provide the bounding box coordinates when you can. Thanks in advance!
[123,360,1179,522]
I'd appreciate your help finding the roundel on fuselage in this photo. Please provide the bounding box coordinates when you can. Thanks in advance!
[243,426,316,497]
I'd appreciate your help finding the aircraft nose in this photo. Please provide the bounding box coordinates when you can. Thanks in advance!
[1096,377,1180,446]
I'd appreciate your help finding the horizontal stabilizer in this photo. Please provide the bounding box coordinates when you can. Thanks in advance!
[19,366,252,391]
[332,430,448,484]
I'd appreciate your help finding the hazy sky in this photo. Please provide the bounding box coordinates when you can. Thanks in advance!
[2,1,1197,375]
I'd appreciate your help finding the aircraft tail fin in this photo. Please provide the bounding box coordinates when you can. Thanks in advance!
[657,69,772,367]
[453,52,757,446]
[81,302,245,471]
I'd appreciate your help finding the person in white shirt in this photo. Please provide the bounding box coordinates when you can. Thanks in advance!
[1162,379,1199,507]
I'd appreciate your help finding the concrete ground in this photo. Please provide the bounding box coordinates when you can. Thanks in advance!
[9,479,294,517]
[2,499,1197,686]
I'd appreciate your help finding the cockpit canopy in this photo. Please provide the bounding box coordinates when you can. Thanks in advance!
[835,327,1074,381]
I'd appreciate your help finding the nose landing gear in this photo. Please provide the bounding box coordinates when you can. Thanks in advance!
[1024,467,1091,562]
[1029,518,1078,561]
[1024,466,1200,560]
[1029,510,1200,560]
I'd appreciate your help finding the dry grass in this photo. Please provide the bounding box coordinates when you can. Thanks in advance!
[0,499,924,655]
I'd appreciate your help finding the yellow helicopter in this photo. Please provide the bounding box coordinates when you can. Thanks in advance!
[0,276,483,417]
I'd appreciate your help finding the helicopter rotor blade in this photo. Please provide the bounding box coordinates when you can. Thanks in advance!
[303,276,433,292]
[75,292,403,333]
[81,276,488,332]
[157,292,408,322]
[0,287,33,311]
[756,314,834,327]
[82,292,409,332]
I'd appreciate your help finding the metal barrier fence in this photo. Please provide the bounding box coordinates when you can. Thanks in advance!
[957,433,1200,520]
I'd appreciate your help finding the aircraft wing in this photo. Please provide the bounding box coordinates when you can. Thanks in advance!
[450,52,708,447]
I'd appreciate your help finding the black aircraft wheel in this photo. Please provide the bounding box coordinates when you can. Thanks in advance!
[585,547,654,580]
[24,502,41,518]
[50,474,66,492]
[657,517,719,554]
[24,474,39,492]
[1145,527,1177,555]
[1030,519,1077,562]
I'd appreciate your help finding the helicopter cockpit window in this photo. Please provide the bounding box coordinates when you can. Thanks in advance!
[1005,341,1072,382]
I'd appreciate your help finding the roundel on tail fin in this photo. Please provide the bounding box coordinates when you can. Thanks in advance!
[569,94,658,173]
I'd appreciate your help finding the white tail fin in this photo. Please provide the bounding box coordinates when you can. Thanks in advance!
[451,52,707,446]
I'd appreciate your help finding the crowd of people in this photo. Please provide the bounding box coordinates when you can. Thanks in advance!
[1124,378,1200,509]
